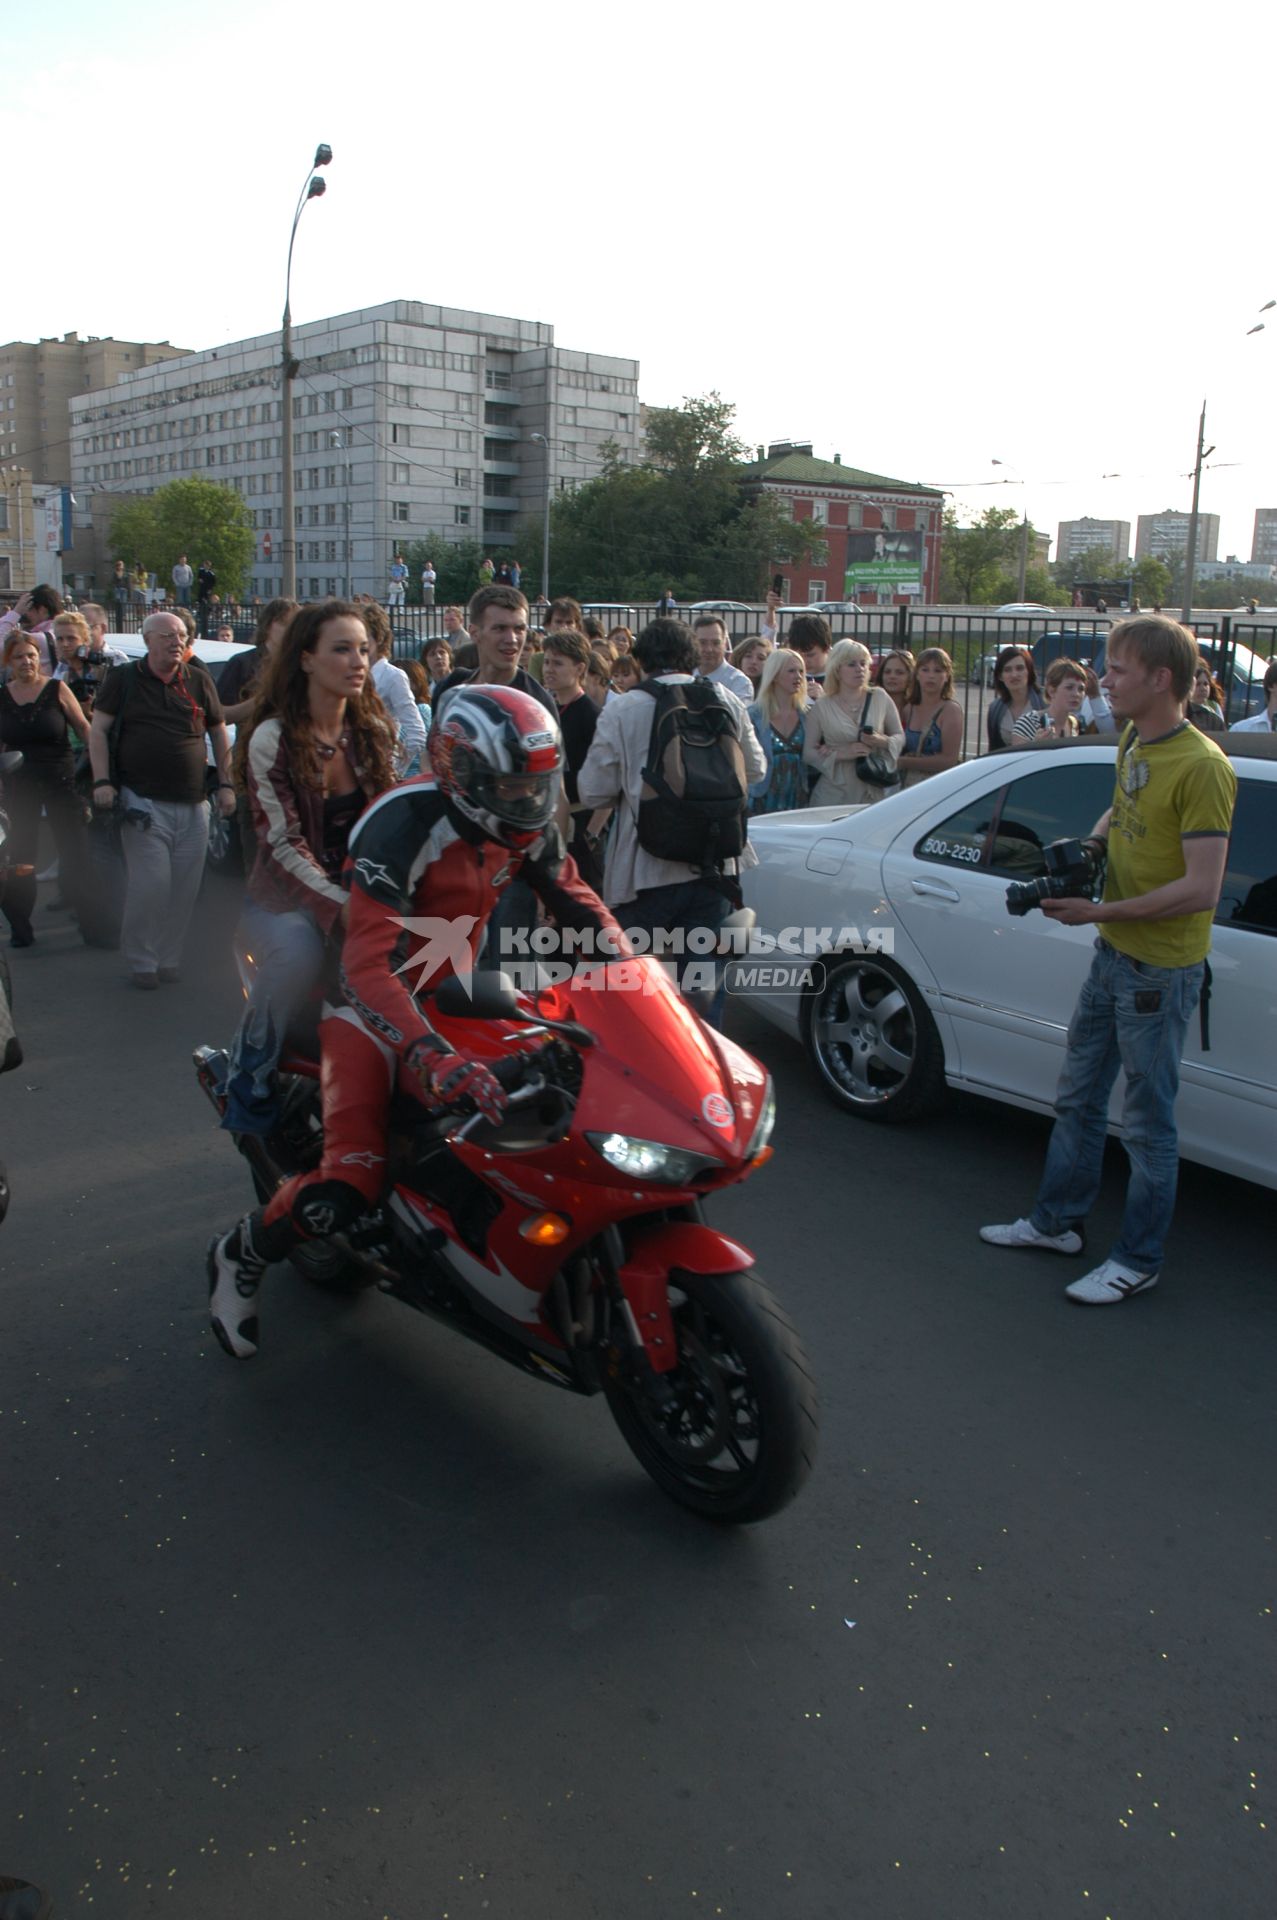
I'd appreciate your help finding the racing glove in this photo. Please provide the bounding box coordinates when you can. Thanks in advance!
[406,1041,509,1125]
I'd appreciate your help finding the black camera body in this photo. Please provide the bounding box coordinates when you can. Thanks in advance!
[1005,837,1104,917]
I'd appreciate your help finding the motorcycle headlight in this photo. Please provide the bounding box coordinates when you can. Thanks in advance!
[745,1081,776,1159]
[586,1131,720,1186]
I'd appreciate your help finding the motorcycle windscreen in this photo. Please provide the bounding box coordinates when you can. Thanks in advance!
[539,956,767,1161]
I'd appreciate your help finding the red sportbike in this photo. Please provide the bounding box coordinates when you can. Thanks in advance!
[195,953,817,1523]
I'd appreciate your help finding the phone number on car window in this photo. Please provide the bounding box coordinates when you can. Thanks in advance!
[921,837,982,864]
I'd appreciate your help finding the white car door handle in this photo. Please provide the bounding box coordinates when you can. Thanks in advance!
[911,878,961,903]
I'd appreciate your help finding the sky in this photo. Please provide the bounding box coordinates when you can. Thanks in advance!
[8,0,1275,566]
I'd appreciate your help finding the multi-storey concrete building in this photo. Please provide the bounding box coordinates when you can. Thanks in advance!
[0,468,36,594]
[1251,508,1277,567]
[0,332,190,487]
[1056,517,1131,566]
[1135,509,1220,565]
[68,301,642,600]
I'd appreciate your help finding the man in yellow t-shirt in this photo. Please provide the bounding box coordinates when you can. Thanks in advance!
[981,616,1237,1306]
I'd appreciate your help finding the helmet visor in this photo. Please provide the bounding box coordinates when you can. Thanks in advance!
[473,767,558,831]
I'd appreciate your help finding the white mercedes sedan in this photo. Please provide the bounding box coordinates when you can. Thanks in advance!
[737,738,1277,1190]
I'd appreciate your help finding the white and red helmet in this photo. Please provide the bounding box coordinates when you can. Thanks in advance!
[429,684,562,848]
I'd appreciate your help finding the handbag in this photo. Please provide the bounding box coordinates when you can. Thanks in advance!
[857,691,901,789]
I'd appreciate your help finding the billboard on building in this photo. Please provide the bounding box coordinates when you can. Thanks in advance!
[844,528,923,595]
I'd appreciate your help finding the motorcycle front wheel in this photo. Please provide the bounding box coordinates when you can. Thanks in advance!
[603,1268,818,1524]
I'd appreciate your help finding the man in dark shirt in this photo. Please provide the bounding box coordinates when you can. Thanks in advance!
[541,627,605,889]
[431,585,557,964]
[196,562,217,635]
[88,611,234,988]
[431,586,557,722]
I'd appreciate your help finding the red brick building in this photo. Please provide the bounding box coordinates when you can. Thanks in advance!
[739,442,945,606]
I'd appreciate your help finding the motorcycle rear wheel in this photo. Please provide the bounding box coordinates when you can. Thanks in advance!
[603,1268,818,1524]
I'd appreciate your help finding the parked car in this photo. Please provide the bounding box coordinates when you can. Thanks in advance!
[780,601,862,618]
[737,737,1277,1189]
[687,600,756,615]
[994,602,1057,616]
[1087,633,1270,724]
[579,603,640,631]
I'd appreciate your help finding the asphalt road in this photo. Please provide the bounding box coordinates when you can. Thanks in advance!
[1,874,1273,1919]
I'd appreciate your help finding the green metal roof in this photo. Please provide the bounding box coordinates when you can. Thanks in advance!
[738,451,943,498]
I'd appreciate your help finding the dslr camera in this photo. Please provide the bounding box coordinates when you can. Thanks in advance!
[1005,836,1105,917]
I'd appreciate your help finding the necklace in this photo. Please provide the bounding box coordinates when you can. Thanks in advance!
[313,726,345,760]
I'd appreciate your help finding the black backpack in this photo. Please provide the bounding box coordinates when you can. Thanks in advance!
[635,678,749,869]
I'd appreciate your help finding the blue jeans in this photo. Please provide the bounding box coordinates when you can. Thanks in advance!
[623,879,733,1027]
[1030,939,1204,1274]
[223,901,326,1134]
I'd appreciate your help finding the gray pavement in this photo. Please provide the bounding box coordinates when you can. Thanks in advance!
[1,875,1272,1918]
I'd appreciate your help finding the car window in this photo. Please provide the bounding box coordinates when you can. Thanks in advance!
[915,760,1115,877]
[989,762,1115,877]
[1217,778,1277,936]
[915,792,999,868]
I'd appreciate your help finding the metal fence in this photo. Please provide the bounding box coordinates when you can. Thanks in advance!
[84,596,1274,744]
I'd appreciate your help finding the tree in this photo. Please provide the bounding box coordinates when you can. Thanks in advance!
[1131,555,1172,605]
[937,507,1022,604]
[400,535,491,607]
[643,393,747,476]
[541,394,821,601]
[109,478,254,598]
[1053,545,1122,591]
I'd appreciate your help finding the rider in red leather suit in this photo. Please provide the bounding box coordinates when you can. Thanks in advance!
[208,683,623,1358]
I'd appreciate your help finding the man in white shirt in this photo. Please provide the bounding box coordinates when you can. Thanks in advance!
[692,614,753,702]
[366,615,426,773]
[172,554,194,607]
[1228,662,1277,732]
[420,562,437,606]
[578,618,764,1026]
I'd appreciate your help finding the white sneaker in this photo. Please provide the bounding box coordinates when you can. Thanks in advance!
[1065,1259,1159,1305]
[979,1216,1083,1255]
[207,1226,266,1357]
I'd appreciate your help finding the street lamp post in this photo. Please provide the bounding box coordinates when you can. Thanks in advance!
[529,431,551,603]
[280,143,332,600]
[991,458,1029,599]
[1180,400,1215,625]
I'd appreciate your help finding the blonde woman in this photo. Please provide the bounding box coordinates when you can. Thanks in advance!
[898,647,964,783]
[747,647,810,814]
[802,638,903,805]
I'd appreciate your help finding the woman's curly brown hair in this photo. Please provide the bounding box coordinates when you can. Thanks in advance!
[234,600,396,796]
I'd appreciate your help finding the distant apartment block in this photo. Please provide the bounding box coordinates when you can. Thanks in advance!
[1135,509,1220,565]
[1251,508,1277,566]
[68,301,642,600]
[0,331,190,487]
[1056,517,1131,565]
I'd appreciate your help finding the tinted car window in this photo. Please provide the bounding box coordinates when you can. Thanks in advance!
[916,759,1115,877]
[989,762,1115,878]
[915,793,998,869]
[1217,777,1277,936]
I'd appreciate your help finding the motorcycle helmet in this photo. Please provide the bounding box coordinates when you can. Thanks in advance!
[429,683,562,848]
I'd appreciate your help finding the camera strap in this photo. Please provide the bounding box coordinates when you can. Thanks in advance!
[106,662,138,790]
[1199,957,1212,1053]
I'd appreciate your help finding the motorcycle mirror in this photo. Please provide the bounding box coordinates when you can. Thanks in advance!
[434,971,521,1021]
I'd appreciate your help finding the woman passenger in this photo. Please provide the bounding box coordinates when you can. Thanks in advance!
[222,602,396,1134]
